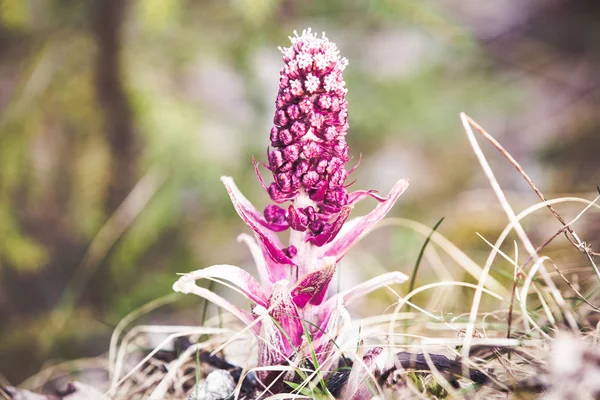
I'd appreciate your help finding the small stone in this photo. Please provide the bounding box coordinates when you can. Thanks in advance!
[188,370,235,400]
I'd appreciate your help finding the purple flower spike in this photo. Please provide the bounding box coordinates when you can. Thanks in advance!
[175,29,412,391]
[261,29,351,244]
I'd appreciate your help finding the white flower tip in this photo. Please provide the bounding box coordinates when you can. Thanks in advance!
[173,276,195,294]
[392,271,409,284]
[253,304,268,316]
[236,233,250,242]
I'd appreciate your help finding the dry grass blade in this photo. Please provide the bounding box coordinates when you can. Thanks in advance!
[107,327,234,396]
[148,342,210,400]
[520,257,554,340]
[374,218,509,297]
[18,357,109,392]
[459,113,578,373]
[475,233,555,336]
[109,293,180,386]
[464,115,600,260]
[387,280,505,356]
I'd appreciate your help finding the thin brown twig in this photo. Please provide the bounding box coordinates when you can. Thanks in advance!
[506,242,519,341]
[465,115,600,259]
[531,224,573,257]
[547,261,600,312]
[506,273,523,340]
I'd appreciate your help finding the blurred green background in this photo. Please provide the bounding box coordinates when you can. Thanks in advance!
[1,0,599,385]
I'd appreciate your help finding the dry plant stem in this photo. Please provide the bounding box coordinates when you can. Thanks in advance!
[375,218,509,297]
[475,234,554,339]
[520,257,557,339]
[109,293,180,386]
[459,113,577,377]
[108,327,233,396]
[465,115,600,259]
[528,194,600,311]
[112,324,217,388]
[467,115,600,287]
[477,197,600,318]
[149,342,211,400]
[345,346,385,399]
[528,193,600,281]
[546,259,600,312]
[251,366,305,398]
[18,357,109,392]
[477,233,556,324]
[209,299,285,357]
[507,241,519,340]
[481,196,600,331]
[387,281,504,358]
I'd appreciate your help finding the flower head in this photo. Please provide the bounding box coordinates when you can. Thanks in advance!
[261,29,352,247]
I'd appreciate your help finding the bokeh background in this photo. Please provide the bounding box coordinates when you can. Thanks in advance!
[1,0,599,385]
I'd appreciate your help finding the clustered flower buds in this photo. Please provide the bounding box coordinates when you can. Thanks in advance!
[263,30,351,244]
[174,29,410,399]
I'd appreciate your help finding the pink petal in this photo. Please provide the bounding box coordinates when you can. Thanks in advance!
[221,177,295,272]
[306,205,352,246]
[290,262,337,308]
[313,298,350,372]
[269,280,303,349]
[174,264,268,307]
[347,189,385,204]
[252,155,271,193]
[173,275,258,334]
[263,220,290,232]
[347,152,362,175]
[254,304,294,383]
[252,156,297,206]
[287,204,308,231]
[237,233,272,291]
[325,271,408,310]
[222,176,273,232]
[323,179,409,261]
